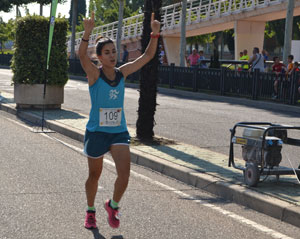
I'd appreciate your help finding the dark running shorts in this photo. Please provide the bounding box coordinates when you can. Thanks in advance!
[84,130,131,158]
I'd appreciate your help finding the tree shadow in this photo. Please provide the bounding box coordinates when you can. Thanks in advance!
[18,108,86,120]
[125,84,300,118]
[179,194,231,205]
[147,143,243,182]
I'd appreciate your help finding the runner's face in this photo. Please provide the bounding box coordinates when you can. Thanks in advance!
[99,43,117,67]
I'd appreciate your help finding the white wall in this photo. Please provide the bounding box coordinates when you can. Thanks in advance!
[291,40,300,62]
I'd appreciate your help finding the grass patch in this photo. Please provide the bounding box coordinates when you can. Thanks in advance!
[0,49,13,54]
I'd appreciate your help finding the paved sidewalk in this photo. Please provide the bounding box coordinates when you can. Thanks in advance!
[1,90,300,227]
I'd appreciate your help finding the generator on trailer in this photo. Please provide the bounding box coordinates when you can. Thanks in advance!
[229,122,300,187]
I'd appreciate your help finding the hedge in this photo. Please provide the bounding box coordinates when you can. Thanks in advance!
[11,15,68,86]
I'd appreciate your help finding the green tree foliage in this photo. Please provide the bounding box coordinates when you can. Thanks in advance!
[35,0,66,16]
[265,16,300,52]
[223,29,234,54]
[33,0,66,5]
[126,0,144,12]
[0,18,15,52]
[11,15,68,86]
[35,0,65,4]
[88,0,133,25]
[0,0,33,13]
[69,0,86,28]
[163,0,181,6]
[186,34,215,48]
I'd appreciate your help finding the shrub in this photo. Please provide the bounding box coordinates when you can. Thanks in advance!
[11,15,68,86]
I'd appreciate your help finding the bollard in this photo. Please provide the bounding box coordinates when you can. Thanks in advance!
[192,67,197,92]
[169,63,175,89]
[220,67,226,95]
[289,71,299,105]
[252,69,259,100]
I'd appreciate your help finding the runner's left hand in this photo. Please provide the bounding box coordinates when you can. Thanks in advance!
[151,12,160,35]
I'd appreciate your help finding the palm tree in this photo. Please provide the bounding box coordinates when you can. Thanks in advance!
[136,0,162,141]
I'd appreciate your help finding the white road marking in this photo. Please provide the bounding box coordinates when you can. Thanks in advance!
[2,115,295,239]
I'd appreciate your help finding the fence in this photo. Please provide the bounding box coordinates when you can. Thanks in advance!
[1,54,299,105]
[0,54,12,66]
[156,64,300,105]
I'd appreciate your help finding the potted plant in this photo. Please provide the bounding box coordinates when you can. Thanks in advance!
[11,15,68,109]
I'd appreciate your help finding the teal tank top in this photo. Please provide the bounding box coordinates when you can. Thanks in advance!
[86,68,128,133]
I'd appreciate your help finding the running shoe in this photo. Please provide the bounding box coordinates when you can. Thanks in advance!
[84,210,97,229]
[104,200,120,228]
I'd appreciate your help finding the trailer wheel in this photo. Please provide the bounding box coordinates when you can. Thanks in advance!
[244,163,260,187]
[297,173,300,182]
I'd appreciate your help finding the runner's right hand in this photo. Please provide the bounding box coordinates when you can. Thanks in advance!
[83,11,95,35]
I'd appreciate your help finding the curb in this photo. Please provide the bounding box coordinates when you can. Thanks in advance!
[1,101,300,227]
[0,65,10,70]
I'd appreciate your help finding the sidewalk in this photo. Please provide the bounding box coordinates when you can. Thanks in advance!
[1,90,300,227]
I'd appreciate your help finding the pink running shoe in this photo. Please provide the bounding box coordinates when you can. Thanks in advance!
[84,210,97,229]
[104,200,120,228]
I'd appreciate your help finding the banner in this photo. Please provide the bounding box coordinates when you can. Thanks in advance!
[46,0,58,70]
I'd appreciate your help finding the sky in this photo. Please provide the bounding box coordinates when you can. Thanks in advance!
[0,0,86,22]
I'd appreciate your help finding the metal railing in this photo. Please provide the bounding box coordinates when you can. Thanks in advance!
[0,54,12,66]
[67,0,283,52]
[155,64,300,105]
[65,57,300,105]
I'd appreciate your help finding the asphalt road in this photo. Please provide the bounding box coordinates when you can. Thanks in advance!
[2,69,300,168]
[1,110,300,238]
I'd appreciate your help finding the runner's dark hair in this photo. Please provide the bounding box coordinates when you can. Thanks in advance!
[96,36,114,56]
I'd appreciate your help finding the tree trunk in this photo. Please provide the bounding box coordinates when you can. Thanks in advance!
[117,0,124,62]
[40,3,43,16]
[70,0,78,59]
[136,0,162,141]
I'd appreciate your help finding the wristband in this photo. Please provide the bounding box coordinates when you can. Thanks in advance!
[81,38,89,42]
[150,32,160,39]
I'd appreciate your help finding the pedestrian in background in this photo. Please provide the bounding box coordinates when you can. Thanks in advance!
[198,50,207,68]
[187,48,200,67]
[122,45,129,63]
[79,12,161,230]
[262,49,269,72]
[240,49,249,71]
[295,62,300,102]
[272,56,286,99]
[238,51,244,71]
[248,47,264,72]
[287,55,294,75]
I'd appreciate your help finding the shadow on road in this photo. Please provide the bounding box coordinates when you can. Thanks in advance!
[152,86,300,118]
[149,144,243,182]
[90,228,106,239]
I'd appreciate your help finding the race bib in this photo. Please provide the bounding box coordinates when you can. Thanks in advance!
[99,108,122,127]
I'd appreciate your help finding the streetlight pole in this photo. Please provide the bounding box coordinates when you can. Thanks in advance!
[117,0,124,62]
[180,0,187,67]
[70,0,78,59]
[283,0,294,66]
